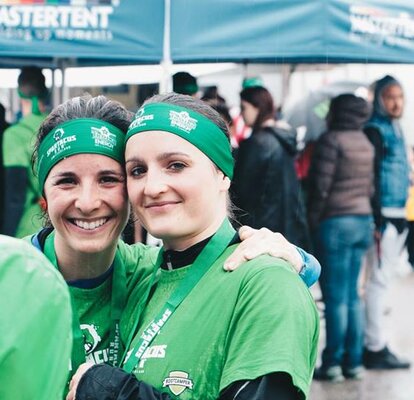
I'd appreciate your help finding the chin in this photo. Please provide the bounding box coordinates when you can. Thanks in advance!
[71,239,112,255]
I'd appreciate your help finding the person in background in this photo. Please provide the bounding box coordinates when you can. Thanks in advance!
[2,66,48,237]
[232,85,310,249]
[308,94,374,382]
[0,235,72,399]
[172,71,199,97]
[363,75,411,370]
[0,103,10,231]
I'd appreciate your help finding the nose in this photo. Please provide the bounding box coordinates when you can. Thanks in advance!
[74,183,102,214]
[142,168,168,198]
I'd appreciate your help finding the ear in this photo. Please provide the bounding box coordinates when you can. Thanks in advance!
[39,196,47,211]
[220,175,231,191]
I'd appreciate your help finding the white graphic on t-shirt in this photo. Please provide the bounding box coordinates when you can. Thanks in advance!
[163,371,194,396]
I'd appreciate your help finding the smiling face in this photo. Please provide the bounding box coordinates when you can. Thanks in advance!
[43,154,129,256]
[125,131,230,250]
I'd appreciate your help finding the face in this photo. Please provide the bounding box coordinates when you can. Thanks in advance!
[240,100,259,127]
[381,84,404,119]
[125,131,230,250]
[43,154,129,255]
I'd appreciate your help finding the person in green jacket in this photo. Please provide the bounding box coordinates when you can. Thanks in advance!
[2,66,49,237]
[30,94,319,397]
[0,234,72,400]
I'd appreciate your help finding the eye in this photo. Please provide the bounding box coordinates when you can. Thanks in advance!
[129,165,147,177]
[168,162,186,171]
[54,177,76,186]
[100,175,124,185]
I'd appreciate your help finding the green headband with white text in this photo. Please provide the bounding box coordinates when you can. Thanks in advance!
[37,118,125,191]
[125,103,234,179]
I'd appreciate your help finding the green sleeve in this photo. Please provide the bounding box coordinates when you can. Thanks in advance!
[220,258,319,399]
[116,240,160,291]
[0,236,72,400]
[2,124,33,167]
[117,240,160,345]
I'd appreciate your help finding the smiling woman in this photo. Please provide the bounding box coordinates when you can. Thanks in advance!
[70,94,319,400]
[27,94,320,399]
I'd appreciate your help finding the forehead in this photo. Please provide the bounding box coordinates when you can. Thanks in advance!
[382,84,403,98]
[49,153,122,174]
[125,130,207,159]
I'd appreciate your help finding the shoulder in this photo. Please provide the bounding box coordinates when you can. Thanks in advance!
[232,254,315,308]
[116,240,159,285]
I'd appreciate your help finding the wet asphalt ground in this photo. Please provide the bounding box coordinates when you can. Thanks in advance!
[309,271,414,400]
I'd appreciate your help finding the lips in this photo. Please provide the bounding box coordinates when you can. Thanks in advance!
[145,201,180,209]
[69,217,109,231]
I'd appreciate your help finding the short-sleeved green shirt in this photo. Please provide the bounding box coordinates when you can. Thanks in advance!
[0,235,72,400]
[2,113,46,237]
[125,245,319,399]
[25,230,159,389]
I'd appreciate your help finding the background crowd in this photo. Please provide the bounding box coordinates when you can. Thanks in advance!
[0,66,413,397]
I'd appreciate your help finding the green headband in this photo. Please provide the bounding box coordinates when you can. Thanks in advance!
[37,118,125,191]
[125,103,234,179]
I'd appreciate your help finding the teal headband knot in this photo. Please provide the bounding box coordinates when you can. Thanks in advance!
[125,103,234,179]
[37,118,125,191]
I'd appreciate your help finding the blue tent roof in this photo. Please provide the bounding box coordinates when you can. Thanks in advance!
[0,0,414,67]
[0,0,164,67]
[171,0,414,64]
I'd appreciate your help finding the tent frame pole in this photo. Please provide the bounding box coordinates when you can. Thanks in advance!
[160,0,172,94]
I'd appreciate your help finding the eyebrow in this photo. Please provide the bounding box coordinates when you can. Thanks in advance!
[50,169,123,178]
[125,152,190,164]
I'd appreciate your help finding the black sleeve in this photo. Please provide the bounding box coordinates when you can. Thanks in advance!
[219,373,302,400]
[2,167,27,236]
[75,364,172,400]
[364,127,383,230]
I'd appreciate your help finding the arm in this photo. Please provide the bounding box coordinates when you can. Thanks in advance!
[2,167,27,236]
[220,262,319,399]
[68,363,172,400]
[364,126,383,231]
[224,226,321,287]
[220,373,301,400]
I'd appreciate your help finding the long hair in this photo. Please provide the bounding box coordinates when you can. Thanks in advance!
[240,86,275,132]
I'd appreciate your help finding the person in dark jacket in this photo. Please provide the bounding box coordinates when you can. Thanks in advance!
[308,94,375,382]
[231,85,310,250]
[363,75,411,370]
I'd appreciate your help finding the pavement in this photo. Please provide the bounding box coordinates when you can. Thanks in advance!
[309,270,414,400]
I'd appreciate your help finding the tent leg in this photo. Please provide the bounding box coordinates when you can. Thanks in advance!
[159,0,172,93]
[52,68,61,108]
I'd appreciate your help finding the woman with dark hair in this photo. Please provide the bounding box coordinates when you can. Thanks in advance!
[232,86,310,249]
[30,94,319,397]
[68,93,319,400]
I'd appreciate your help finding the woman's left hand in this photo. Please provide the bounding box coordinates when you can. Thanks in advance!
[66,363,95,400]
[223,226,303,272]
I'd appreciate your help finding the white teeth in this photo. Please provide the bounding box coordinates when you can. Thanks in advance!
[73,218,108,230]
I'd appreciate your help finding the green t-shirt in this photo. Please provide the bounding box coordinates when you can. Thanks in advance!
[2,113,46,237]
[124,245,319,399]
[26,230,159,390]
[0,235,72,400]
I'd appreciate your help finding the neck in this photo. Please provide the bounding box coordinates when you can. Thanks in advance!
[54,235,117,281]
[163,213,227,251]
